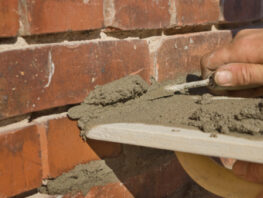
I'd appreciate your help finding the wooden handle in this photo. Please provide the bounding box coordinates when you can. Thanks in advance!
[175,152,263,198]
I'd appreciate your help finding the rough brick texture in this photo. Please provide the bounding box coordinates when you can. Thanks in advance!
[0,40,150,120]
[1,0,263,37]
[105,0,220,30]
[152,31,232,81]
[0,126,42,197]
[0,0,19,37]
[104,0,171,30]
[175,0,220,26]
[19,0,104,35]
[46,117,121,178]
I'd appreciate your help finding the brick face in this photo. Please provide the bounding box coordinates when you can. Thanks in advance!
[154,31,233,81]
[106,0,171,30]
[0,126,42,197]
[0,40,150,120]
[20,0,104,35]
[0,0,263,37]
[46,117,122,178]
[106,0,222,30]
[0,0,19,37]
[175,0,220,26]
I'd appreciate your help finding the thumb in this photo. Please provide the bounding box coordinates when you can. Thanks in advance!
[214,63,263,87]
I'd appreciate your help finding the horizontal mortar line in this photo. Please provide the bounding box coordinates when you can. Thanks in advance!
[0,24,213,46]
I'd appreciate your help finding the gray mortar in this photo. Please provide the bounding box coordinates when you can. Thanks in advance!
[68,75,263,139]
[40,145,174,195]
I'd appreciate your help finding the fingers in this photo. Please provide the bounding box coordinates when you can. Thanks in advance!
[214,63,263,87]
[233,161,263,183]
[201,46,232,79]
[201,29,263,80]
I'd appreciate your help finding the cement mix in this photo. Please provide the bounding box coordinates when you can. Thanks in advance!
[68,75,263,139]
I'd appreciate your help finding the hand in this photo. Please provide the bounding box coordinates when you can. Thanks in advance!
[233,161,263,198]
[201,29,263,97]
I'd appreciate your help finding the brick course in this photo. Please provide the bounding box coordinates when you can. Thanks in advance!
[1,0,263,38]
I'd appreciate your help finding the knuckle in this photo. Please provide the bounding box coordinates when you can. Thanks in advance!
[239,65,252,85]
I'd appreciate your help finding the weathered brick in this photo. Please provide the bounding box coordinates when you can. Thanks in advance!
[152,31,233,81]
[175,0,220,26]
[0,40,150,120]
[46,117,122,178]
[0,0,19,37]
[86,158,190,198]
[0,126,42,197]
[105,0,222,30]
[105,0,171,30]
[221,0,263,22]
[105,0,263,30]
[19,0,104,35]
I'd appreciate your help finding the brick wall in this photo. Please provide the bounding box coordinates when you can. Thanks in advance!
[0,0,263,197]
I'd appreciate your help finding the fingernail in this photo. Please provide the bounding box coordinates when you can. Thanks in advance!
[215,70,233,85]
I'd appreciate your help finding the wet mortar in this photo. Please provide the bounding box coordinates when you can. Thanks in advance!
[68,75,263,139]
[39,145,175,195]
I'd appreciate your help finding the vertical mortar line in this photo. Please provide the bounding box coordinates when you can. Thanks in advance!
[218,0,225,22]
[168,0,177,27]
[146,37,164,82]
[18,0,31,36]
[36,122,50,179]
[103,0,116,27]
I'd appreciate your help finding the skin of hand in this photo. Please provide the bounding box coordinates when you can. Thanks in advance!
[201,29,263,197]
[201,28,263,97]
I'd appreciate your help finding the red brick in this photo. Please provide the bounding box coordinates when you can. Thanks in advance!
[105,0,222,30]
[105,0,171,30]
[153,31,233,81]
[0,126,42,197]
[175,0,220,26]
[0,40,150,120]
[221,0,262,22]
[19,0,103,35]
[86,158,190,198]
[0,0,19,37]
[46,117,122,178]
